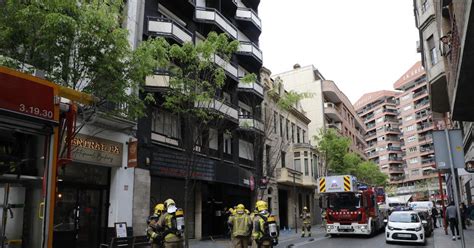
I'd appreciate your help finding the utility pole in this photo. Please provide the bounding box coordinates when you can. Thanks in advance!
[293,173,297,233]
[444,129,465,248]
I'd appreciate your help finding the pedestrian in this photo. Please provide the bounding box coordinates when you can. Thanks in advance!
[431,203,438,228]
[147,214,163,248]
[252,200,279,248]
[460,203,467,229]
[228,204,252,248]
[445,201,460,240]
[157,199,184,248]
[300,206,311,237]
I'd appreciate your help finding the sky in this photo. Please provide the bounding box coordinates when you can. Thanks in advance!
[259,0,421,104]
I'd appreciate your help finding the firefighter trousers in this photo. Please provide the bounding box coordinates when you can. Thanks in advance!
[231,236,249,248]
[301,223,311,237]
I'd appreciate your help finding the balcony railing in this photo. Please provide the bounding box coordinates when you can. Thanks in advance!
[194,98,238,120]
[213,54,238,78]
[389,166,404,172]
[239,115,264,132]
[147,16,193,44]
[420,146,434,153]
[415,100,430,109]
[388,157,403,161]
[238,78,264,96]
[387,146,402,151]
[417,122,433,131]
[237,41,263,62]
[421,158,435,165]
[413,90,428,99]
[195,7,238,39]
[235,7,262,30]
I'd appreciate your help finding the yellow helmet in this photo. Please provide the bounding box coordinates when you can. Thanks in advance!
[164,198,175,209]
[154,203,165,214]
[236,204,245,211]
[303,206,308,211]
[256,200,268,212]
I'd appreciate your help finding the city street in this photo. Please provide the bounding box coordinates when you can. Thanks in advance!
[277,232,434,248]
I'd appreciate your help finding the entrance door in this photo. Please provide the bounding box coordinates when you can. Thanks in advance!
[53,186,107,248]
[278,189,288,229]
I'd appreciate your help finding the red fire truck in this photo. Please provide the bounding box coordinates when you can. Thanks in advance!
[318,175,387,236]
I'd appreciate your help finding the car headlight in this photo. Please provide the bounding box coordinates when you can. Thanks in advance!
[415,225,422,232]
[387,225,394,231]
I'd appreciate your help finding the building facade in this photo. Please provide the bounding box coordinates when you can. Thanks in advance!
[133,0,264,239]
[274,64,366,160]
[260,67,320,230]
[354,91,403,184]
[414,0,474,205]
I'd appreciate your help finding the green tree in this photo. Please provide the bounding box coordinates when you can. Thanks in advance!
[0,0,150,118]
[343,152,363,174]
[315,128,351,175]
[352,161,388,186]
[137,32,254,247]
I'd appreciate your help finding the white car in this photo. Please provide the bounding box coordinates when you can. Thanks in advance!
[385,211,427,245]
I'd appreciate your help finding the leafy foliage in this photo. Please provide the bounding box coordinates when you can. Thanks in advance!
[0,0,151,119]
[352,161,388,186]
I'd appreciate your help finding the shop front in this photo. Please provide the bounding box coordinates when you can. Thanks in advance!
[148,145,253,239]
[53,131,129,248]
[0,67,60,248]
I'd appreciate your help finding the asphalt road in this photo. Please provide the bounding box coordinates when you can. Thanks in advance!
[276,230,435,248]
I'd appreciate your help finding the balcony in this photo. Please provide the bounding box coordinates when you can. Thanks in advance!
[416,111,431,120]
[388,157,403,162]
[276,167,303,186]
[235,7,262,39]
[365,113,375,122]
[327,122,342,131]
[389,166,404,174]
[213,54,238,79]
[415,100,430,110]
[238,78,264,98]
[195,7,238,39]
[236,41,263,66]
[194,98,239,122]
[412,89,428,99]
[324,102,342,122]
[387,146,402,151]
[390,175,405,182]
[238,115,264,133]
[420,146,434,153]
[147,16,193,44]
[421,158,435,165]
[417,122,433,131]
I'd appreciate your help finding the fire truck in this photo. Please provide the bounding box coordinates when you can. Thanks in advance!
[318,175,387,236]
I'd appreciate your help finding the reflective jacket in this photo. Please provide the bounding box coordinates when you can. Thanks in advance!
[157,212,183,242]
[228,211,252,237]
[300,212,311,224]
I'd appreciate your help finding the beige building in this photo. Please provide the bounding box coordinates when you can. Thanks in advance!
[354,91,403,184]
[273,64,366,161]
[260,67,320,230]
[414,0,474,204]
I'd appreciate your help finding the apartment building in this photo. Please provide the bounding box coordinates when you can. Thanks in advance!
[260,67,320,230]
[393,62,438,199]
[414,0,474,204]
[132,0,263,239]
[354,91,403,184]
[274,65,366,160]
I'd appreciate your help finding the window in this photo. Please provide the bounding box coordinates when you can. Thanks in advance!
[312,155,318,179]
[407,135,417,143]
[376,117,384,123]
[286,120,290,140]
[298,194,303,215]
[239,139,254,160]
[294,159,301,171]
[380,155,388,161]
[294,152,300,157]
[152,109,181,139]
[273,111,278,134]
[297,127,301,143]
[401,94,411,101]
[304,158,309,176]
[281,151,286,168]
[403,105,412,111]
[266,145,271,168]
[303,130,306,143]
[209,128,218,150]
[280,115,284,137]
[224,133,232,154]
[427,36,438,65]
[405,124,416,132]
[411,169,420,176]
[291,123,296,142]
[409,157,419,164]
[405,115,414,121]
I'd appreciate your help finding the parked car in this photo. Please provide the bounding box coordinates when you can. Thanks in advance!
[385,211,427,245]
[414,209,433,237]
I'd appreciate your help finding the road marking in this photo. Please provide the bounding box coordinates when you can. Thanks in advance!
[289,236,330,247]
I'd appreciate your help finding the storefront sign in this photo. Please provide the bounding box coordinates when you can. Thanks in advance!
[72,134,123,167]
[0,67,58,122]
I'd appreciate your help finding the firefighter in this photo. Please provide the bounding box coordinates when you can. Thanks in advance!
[154,203,165,216]
[147,214,163,248]
[252,200,279,248]
[228,204,252,248]
[157,199,184,248]
[300,206,311,237]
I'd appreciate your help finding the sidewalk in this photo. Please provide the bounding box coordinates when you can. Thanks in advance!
[189,225,324,248]
[433,224,474,248]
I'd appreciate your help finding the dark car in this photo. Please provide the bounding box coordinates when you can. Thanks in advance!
[414,209,433,237]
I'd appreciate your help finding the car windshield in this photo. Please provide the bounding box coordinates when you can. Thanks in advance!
[389,213,420,223]
[328,193,361,210]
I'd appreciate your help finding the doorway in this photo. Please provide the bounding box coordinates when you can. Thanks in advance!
[53,184,108,248]
[278,189,288,229]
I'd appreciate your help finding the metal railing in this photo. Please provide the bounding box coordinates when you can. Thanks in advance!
[147,16,193,44]
[238,115,264,132]
[195,7,238,39]
[238,78,264,96]
[236,7,262,29]
[237,41,263,61]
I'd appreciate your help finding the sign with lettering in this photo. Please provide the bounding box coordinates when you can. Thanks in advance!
[72,134,123,167]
